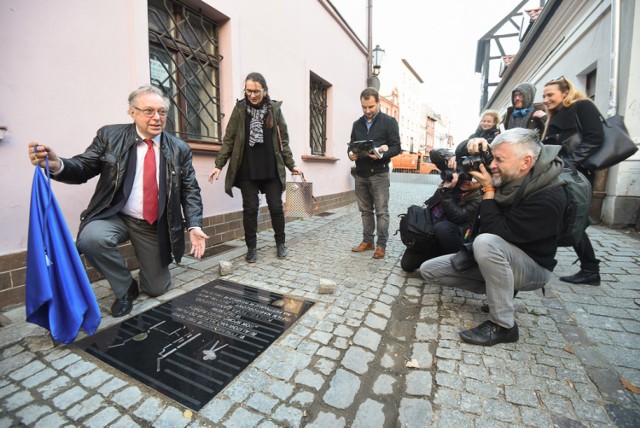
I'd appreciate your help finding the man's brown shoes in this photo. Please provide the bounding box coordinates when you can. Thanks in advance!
[372,246,385,259]
[352,242,375,252]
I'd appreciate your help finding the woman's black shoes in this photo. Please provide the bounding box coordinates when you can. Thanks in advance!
[559,270,601,285]
[246,245,286,262]
[246,248,257,263]
[277,244,288,258]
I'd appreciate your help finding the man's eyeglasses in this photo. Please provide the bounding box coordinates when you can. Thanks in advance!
[133,106,168,117]
[245,89,264,96]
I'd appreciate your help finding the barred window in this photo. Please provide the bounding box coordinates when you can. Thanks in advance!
[309,74,329,156]
[148,0,222,149]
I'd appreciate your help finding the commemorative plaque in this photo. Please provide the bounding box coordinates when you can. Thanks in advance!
[75,279,314,410]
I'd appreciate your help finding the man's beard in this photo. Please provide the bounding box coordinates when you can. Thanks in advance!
[492,168,519,188]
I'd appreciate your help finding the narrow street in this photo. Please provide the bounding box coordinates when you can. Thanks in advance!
[1,173,639,427]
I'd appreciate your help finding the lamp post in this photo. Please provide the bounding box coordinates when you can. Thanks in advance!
[367,44,385,90]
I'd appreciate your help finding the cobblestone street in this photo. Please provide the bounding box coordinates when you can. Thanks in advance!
[1,174,639,427]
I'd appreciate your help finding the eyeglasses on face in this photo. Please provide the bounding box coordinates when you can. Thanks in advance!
[133,106,168,117]
[245,89,264,96]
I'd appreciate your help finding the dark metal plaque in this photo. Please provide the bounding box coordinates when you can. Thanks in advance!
[75,279,314,411]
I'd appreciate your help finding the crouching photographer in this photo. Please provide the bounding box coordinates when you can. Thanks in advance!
[400,149,482,272]
[420,129,567,346]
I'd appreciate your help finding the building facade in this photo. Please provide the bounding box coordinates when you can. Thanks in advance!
[0,0,367,307]
[380,88,400,122]
[478,0,639,226]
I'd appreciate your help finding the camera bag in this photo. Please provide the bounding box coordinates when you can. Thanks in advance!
[397,205,436,252]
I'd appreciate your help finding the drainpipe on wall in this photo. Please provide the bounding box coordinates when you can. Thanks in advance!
[367,0,373,87]
[594,0,622,222]
[608,0,621,116]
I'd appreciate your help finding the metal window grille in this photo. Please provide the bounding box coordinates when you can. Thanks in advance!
[148,0,222,145]
[309,77,328,156]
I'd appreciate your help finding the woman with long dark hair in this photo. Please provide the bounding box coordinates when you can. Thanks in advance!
[209,72,300,263]
[541,76,603,285]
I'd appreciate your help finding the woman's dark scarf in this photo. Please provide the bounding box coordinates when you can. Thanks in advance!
[246,102,269,147]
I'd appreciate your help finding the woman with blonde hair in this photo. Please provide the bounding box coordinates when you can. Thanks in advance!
[469,109,501,143]
[541,76,603,285]
[454,110,501,162]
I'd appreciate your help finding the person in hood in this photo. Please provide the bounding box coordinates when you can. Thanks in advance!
[503,82,546,135]
[209,72,301,264]
[420,128,567,346]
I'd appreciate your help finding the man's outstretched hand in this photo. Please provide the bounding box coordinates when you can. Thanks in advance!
[189,227,209,259]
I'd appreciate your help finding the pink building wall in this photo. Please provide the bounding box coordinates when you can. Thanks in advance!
[0,0,367,257]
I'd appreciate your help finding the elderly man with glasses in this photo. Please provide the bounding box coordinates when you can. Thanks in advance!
[29,85,208,318]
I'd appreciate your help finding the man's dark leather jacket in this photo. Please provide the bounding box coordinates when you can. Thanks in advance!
[54,123,203,264]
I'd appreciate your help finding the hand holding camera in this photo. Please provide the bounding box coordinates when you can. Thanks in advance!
[442,172,459,189]
[466,138,490,155]
[431,142,494,187]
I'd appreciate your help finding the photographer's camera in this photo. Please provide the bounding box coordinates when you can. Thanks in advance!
[459,146,494,173]
[429,148,457,182]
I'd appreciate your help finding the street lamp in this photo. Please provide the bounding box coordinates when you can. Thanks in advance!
[372,44,385,76]
[367,44,385,89]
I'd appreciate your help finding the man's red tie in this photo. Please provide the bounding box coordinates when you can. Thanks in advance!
[143,139,158,224]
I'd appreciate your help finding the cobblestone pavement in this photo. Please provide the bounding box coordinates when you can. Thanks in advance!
[1,174,639,427]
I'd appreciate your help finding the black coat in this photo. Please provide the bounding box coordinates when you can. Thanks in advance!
[469,126,500,143]
[542,99,603,171]
[350,112,401,177]
[478,186,566,271]
[425,186,482,235]
[54,123,203,265]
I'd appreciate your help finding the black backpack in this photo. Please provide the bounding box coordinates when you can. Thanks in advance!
[557,167,592,246]
[398,205,436,252]
[513,166,592,247]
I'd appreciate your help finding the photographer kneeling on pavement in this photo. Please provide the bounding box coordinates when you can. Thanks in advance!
[400,149,482,272]
[420,128,567,346]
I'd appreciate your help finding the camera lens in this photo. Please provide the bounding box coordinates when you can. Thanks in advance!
[459,172,472,181]
[459,155,481,171]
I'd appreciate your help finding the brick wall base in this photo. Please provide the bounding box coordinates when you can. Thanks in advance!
[0,190,355,309]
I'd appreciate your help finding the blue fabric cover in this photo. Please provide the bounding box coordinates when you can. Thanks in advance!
[26,161,101,344]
